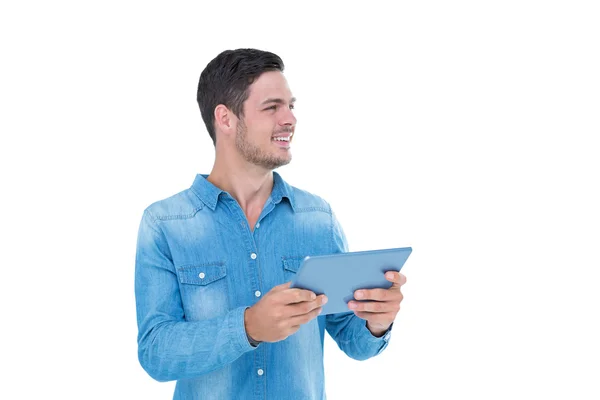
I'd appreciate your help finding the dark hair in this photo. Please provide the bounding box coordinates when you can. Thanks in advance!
[197,48,285,145]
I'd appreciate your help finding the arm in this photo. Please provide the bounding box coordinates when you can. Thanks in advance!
[324,209,392,360]
[326,312,392,360]
[135,210,256,382]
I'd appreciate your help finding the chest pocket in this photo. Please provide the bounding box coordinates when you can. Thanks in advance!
[177,263,229,321]
[282,257,305,283]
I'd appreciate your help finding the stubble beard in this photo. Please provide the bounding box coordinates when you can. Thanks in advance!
[235,120,291,170]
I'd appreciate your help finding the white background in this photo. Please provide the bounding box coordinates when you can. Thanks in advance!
[1,1,599,399]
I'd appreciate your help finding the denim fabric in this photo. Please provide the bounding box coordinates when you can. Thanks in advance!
[135,172,391,399]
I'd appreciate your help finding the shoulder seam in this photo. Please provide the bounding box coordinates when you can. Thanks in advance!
[143,209,162,236]
[294,206,331,214]
[145,188,205,221]
[153,206,204,221]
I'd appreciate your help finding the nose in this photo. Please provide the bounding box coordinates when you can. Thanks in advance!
[279,106,297,127]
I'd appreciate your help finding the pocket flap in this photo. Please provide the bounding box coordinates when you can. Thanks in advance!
[282,257,305,274]
[177,263,226,286]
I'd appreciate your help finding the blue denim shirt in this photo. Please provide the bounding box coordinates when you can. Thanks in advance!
[135,172,392,399]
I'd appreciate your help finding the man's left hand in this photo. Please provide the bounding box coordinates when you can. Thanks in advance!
[348,271,407,337]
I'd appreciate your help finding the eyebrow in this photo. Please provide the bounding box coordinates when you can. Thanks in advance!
[260,97,296,106]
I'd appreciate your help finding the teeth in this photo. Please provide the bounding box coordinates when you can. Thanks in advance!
[273,137,290,142]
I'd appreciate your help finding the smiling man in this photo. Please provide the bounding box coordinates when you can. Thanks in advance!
[134,48,407,400]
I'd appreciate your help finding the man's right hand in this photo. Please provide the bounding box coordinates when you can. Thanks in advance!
[244,282,328,343]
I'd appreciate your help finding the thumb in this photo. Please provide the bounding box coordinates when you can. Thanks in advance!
[273,281,292,291]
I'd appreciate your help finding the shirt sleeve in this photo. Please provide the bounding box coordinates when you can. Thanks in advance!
[135,210,256,382]
[324,208,392,360]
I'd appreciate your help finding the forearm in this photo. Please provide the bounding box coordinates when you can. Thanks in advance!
[326,312,391,361]
[367,321,392,337]
[138,306,255,381]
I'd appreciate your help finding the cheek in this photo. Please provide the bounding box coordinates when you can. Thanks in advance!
[245,117,275,137]
[256,124,277,141]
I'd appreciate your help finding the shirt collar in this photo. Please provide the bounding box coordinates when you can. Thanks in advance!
[190,171,295,212]
[271,171,296,211]
[189,174,224,211]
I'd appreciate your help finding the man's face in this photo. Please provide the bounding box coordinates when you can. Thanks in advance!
[235,71,296,170]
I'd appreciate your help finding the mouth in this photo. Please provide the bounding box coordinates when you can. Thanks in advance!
[271,133,293,148]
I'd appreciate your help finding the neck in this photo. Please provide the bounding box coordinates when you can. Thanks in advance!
[207,152,274,216]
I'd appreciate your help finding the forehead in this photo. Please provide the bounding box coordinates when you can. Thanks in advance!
[246,71,293,103]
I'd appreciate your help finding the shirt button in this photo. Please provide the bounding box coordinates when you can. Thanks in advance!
[255,291,261,297]
[198,272,205,279]
[250,253,257,260]
[256,222,260,228]
[257,369,264,376]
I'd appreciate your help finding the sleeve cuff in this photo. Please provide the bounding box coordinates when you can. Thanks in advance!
[364,321,393,343]
[231,306,259,353]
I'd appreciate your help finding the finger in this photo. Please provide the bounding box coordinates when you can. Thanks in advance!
[289,306,323,325]
[273,281,293,291]
[287,295,328,316]
[385,271,407,288]
[353,311,396,323]
[354,288,402,301]
[282,288,318,304]
[348,300,400,313]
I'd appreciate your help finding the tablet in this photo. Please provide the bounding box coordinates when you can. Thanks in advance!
[289,247,412,315]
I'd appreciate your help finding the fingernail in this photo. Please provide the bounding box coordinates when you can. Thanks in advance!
[311,292,316,300]
[387,272,394,279]
[355,291,364,299]
[322,296,328,304]
[348,302,357,310]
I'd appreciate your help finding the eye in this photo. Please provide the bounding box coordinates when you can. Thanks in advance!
[265,105,277,111]
[289,104,295,110]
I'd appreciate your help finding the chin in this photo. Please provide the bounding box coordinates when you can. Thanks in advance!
[272,156,292,169]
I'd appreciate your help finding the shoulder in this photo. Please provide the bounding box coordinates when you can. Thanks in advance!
[288,184,332,215]
[143,188,204,222]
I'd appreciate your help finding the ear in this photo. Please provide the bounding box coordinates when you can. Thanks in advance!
[214,104,236,139]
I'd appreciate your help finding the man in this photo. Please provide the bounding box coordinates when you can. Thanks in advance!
[135,48,407,399]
